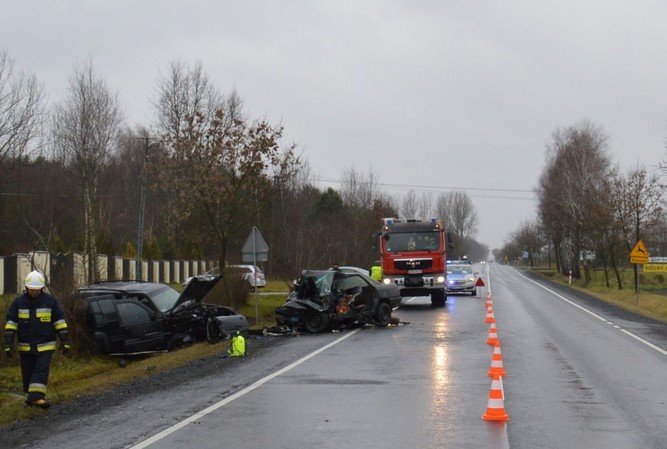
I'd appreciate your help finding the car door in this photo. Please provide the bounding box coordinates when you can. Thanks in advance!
[87,295,125,353]
[114,301,170,353]
[337,274,376,312]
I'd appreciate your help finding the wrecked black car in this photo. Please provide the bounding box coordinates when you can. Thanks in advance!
[75,277,248,354]
[275,269,401,333]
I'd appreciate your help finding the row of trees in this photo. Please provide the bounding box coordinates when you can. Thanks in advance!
[495,120,666,290]
[0,49,485,289]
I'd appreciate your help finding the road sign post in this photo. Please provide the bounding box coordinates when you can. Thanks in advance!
[242,227,269,326]
[629,240,649,300]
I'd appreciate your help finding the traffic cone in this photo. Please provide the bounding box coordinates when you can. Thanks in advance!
[485,297,493,308]
[485,306,496,323]
[482,376,509,421]
[486,322,499,346]
[487,341,506,378]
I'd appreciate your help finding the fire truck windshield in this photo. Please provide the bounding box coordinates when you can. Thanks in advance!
[385,231,440,252]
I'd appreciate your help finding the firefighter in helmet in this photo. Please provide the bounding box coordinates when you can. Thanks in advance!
[3,270,70,408]
[370,260,382,282]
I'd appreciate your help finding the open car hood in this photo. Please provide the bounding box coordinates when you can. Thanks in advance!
[174,275,222,307]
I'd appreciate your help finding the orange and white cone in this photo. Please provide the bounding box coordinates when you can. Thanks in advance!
[482,376,509,421]
[486,293,492,302]
[485,306,496,323]
[486,322,499,346]
[487,341,506,378]
[485,297,493,308]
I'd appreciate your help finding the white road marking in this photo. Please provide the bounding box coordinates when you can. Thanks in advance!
[128,330,359,449]
[510,267,667,357]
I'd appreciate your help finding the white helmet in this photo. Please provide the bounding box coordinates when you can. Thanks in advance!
[24,270,46,290]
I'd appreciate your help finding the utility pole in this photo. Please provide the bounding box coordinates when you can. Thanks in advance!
[136,137,150,280]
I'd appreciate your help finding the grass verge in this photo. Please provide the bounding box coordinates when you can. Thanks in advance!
[531,268,667,324]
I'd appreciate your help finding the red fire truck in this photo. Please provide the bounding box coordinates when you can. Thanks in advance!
[373,218,452,307]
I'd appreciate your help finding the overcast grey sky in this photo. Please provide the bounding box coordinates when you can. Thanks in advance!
[2,1,665,250]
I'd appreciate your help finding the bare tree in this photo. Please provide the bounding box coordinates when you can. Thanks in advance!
[155,94,300,270]
[153,59,222,141]
[0,48,44,164]
[612,165,665,292]
[434,192,451,225]
[416,191,433,219]
[401,190,418,219]
[340,167,377,208]
[52,59,123,283]
[537,120,612,278]
[447,191,478,255]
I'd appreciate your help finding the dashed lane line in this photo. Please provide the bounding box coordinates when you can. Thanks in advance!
[129,330,359,449]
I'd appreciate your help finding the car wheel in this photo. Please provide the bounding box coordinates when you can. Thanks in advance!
[375,303,392,327]
[431,290,446,307]
[304,311,330,333]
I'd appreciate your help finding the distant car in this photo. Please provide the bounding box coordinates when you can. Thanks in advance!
[275,269,401,333]
[183,265,266,290]
[76,278,248,354]
[446,263,476,295]
[228,264,267,289]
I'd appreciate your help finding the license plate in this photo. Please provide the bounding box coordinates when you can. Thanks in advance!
[407,269,422,274]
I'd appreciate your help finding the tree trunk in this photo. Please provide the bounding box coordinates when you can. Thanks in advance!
[83,182,98,284]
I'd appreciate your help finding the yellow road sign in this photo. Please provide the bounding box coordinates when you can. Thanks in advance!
[629,240,649,264]
[630,240,649,258]
[643,263,667,273]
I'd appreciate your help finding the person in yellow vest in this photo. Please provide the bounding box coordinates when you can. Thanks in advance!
[228,331,246,356]
[3,270,70,408]
[369,260,382,282]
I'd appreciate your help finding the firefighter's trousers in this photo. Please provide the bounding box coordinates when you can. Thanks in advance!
[19,352,53,401]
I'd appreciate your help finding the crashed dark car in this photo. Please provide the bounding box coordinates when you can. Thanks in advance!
[75,277,248,354]
[275,269,401,333]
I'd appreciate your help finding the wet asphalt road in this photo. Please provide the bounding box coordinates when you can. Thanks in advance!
[3,263,666,449]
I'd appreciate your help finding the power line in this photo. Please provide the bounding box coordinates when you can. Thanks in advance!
[309,176,536,197]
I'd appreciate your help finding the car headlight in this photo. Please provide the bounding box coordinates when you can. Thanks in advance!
[383,278,391,284]
[468,277,475,282]
[436,276,445,284]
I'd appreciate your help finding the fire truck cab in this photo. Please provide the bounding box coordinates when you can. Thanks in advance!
[373,218,451,307]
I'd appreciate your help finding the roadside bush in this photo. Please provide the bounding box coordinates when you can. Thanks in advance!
[58,291,95,356]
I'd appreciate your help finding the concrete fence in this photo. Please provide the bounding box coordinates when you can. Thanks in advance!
[0,251,215,295]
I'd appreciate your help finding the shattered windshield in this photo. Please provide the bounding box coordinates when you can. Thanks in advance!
[297,272,334,298]
[385,231,440,252]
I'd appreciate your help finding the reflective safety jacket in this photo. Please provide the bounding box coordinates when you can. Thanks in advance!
[370,265,382,282]
[4,292,69,354]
